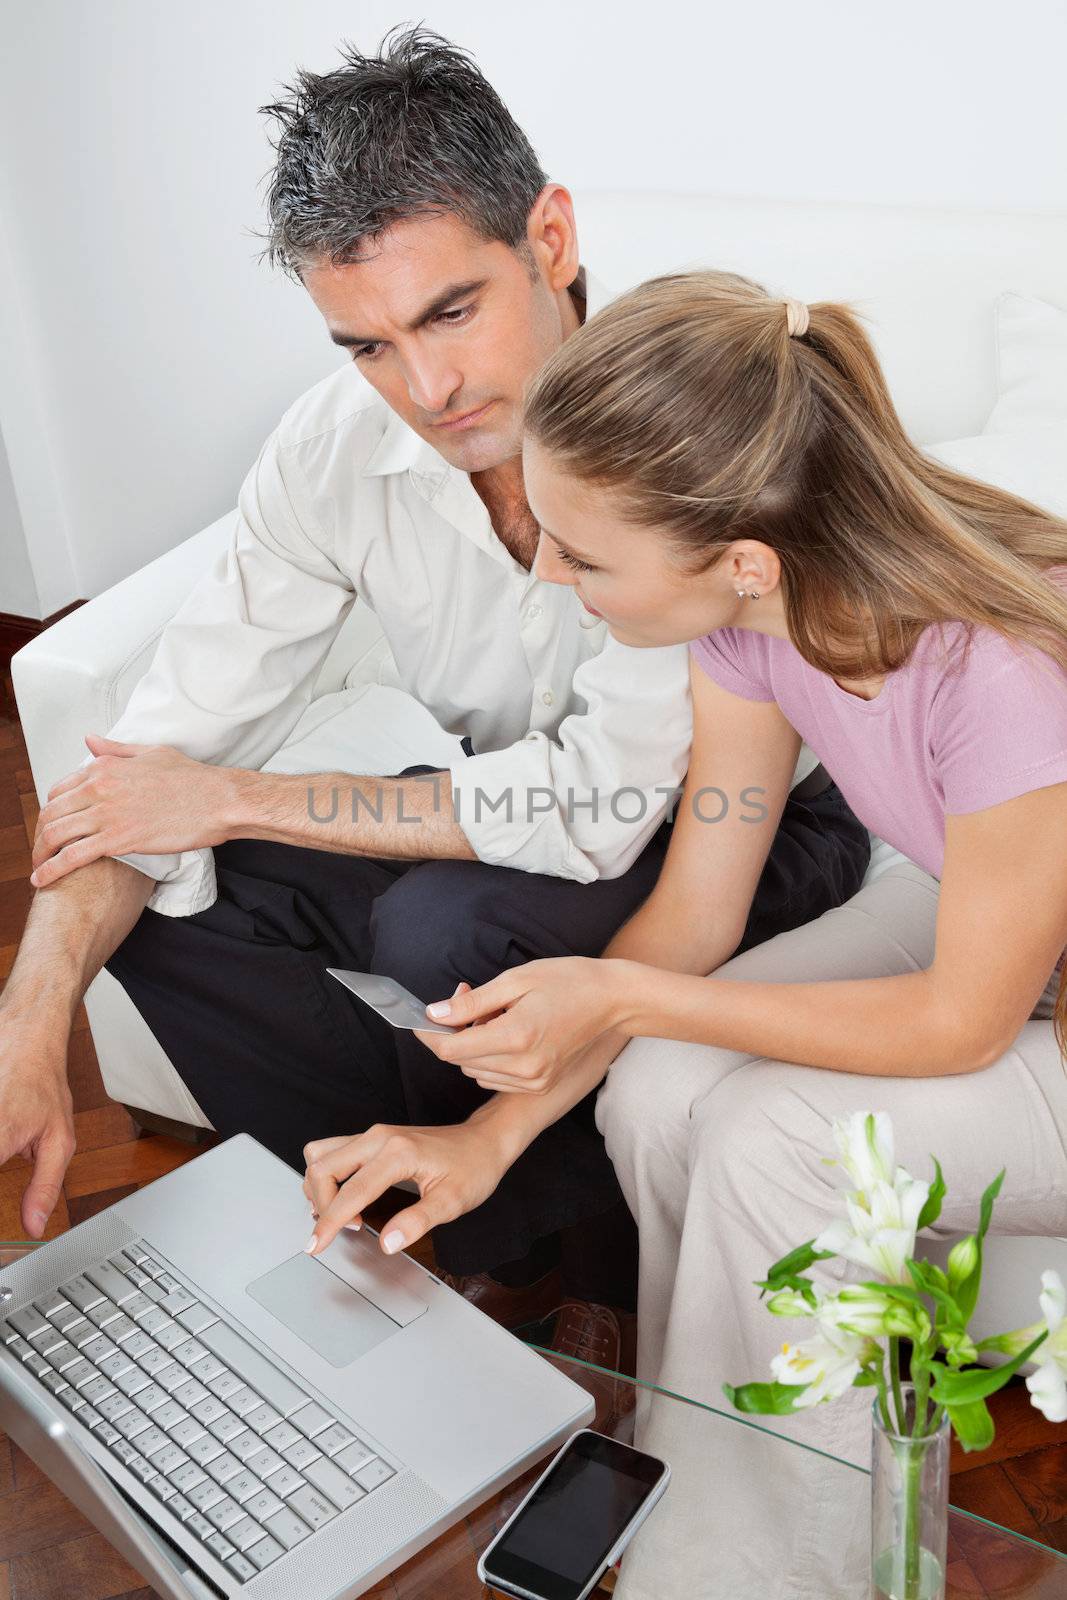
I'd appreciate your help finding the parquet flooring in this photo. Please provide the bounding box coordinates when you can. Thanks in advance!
[0,649,1065,1597]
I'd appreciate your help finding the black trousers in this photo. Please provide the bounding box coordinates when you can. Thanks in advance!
[104,780,870,1276]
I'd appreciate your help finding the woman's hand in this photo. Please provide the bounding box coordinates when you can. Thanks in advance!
[302,1114,515,1258]
[413,956,631,1095]
[31,733,238,887]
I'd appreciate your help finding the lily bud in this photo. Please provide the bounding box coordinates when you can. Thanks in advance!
[946,1235,979,1290]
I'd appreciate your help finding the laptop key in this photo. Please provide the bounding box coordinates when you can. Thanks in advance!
[97,1392,134,1423]
[177,1303,219,1337]
[209,1413,248,1447]
[138,1426,172,1459]
[187,1479,225,1512]
[58,1386,85,1414]
[120,1330,155,1360]
[86,1302,122,1330]
[114,1409,152,1441]
[40,1370,69,1396]
[355,1457,395,1492]
[172,1338,209,1366]
[7,1307,49,1341]
[187,1434,224,1467]
[25,1352,51,1379]
[127,1455,157,1485]
[157,1366,192,1395]
[6,1335,33,1361]
[263,1421,302,1454]
[114,1367,151,1398]
[247,1535,285,1570]
[289,1401,334,1438]
[149,1473,178,1503]
[282,1437,322,1472]
[205,1451,243,1485]
[263,1507,311,1551]
[189,1355,227,1385]
[28,1326,64,1356]
[138,1307,172,1337]
[66,1359,98,1390]
[111,1438,139,1465]
[245,1446,284,1480]
[289,1484,339,1530]
[206,1496,243,1532]
[335,1439,374,1475]
[86,1262,138,1306]
[173,1379,211,1411]
[35,1291,70,1320]
[207,1369,244,1403]
[225,1550,258,1583]
[137,1347,175,1380]
[190,1395,228,1426]
[303,1455,365,1511]
[62,1276,106,1313]
[154,1321,190,1353]
[137,1383,172,1415]
[159,1289,196,1317]
[154,1444,192,1476]
[169,1492,196,1522]
[53,1305,88,1335]
[170,1461,208,1494]
[265,1464,305,1500]
[227,1517,263,1553]
[98,1351,134,1382]
[244,1487,284,1523]
[244,1403,282,1436]
[316,1423,358,1458]
[228,1387,262,1418]
[95,1421,122,1447]
[227,1470,266,1505]
[79,1375,115,1405]
[123,1293,158,1323]
[229,1430,266,1464]
[79,1405,103,1430]
[187,1512,215,1541]
[206,1533,236,1561]
[168,1415,205,1448]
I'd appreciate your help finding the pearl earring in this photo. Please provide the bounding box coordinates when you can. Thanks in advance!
[748,591,760,600]
[735,589,745,599]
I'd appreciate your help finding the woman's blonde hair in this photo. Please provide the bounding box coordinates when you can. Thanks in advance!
[525,269,1067,1054]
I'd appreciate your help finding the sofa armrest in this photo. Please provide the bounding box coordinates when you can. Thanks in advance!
[11,513,235,804]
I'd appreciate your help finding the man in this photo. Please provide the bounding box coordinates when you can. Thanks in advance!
[4,29,869,1374]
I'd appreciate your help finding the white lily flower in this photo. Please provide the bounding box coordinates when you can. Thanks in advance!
[815,1112,930,1284]
[770,1320,874,1409]
[1024,1270,1067,1424]
[827,1111,897,1193]
[817,1285,929,1343]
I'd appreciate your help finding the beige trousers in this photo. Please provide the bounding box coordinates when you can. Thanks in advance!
[596,860,1067,1599]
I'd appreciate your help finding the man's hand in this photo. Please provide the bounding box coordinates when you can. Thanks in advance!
[31,733,239,888]
[302,1117,515,1258]
[413,956,630,1095]
[0,1013,76,1237]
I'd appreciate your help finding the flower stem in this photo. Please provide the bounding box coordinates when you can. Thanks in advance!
[890,1337,907,1435]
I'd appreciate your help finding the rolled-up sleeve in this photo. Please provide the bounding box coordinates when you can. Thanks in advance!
[449,639,694,881]
[86,436,357,916]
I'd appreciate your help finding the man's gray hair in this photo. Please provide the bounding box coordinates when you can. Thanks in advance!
[258,26,549,280]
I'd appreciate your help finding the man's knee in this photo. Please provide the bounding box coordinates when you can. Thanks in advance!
[369,859,511,993]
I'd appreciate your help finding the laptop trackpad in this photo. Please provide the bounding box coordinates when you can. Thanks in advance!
[247,1253,398,1368]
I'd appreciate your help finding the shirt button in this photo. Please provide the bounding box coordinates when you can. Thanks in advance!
[541,690,554,707]
[526,603,543,620]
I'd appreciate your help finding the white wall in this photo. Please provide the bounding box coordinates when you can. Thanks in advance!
[2,0,1066,615]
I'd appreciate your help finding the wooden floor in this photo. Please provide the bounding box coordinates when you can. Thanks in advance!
[1,657,1065,1597]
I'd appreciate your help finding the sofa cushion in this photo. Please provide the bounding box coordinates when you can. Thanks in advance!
[984,291,1067,434]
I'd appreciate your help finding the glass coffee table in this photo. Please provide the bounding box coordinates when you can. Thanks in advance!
[3,1243,1065,1598]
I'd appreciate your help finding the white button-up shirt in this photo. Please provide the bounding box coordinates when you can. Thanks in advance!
[91,268,817,917]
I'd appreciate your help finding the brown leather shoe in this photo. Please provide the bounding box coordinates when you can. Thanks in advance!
[435,1265,564,1331]
[550,1299,638,1438]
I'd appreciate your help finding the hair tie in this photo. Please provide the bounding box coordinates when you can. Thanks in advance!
[784,298,810,338]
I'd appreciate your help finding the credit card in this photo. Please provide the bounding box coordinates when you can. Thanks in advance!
[326,968,459,1032]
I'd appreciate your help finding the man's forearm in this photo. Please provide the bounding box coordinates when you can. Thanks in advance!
[2,858,154,1030]
[224,768,476,863]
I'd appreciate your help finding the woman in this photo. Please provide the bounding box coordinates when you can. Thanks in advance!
[305,273,1067,1596]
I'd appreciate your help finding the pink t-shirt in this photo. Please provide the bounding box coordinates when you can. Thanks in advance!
[690,566,1067,970]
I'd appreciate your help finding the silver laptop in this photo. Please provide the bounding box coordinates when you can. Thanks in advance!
[0,1133,593,1598]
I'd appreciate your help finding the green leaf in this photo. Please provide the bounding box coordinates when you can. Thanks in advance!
[755,1272,820,1308]
[917,1158,946,1232]
[758,1241,835,1298]
[722,1381,811,1416]
[955,1170,1005,1322]
[905,1260,965,1329]
[929,1331,1047,1406]
[946,1398,995,1453]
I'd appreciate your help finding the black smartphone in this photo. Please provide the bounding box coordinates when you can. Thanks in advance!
[477,1428,670,1600]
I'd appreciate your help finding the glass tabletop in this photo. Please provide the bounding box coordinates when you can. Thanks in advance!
[2,1244,1064,1598]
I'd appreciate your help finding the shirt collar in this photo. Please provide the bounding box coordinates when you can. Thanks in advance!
[362,264,610,482]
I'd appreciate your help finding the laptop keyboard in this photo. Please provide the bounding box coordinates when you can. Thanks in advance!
[1,1238,398,1585]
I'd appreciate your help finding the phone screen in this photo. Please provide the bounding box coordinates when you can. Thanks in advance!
[482,1431,664,1600]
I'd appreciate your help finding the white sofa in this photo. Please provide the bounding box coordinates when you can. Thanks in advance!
[13,190,1067,1339]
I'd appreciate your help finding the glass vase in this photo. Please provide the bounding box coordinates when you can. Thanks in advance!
[870,1383,950,1600]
